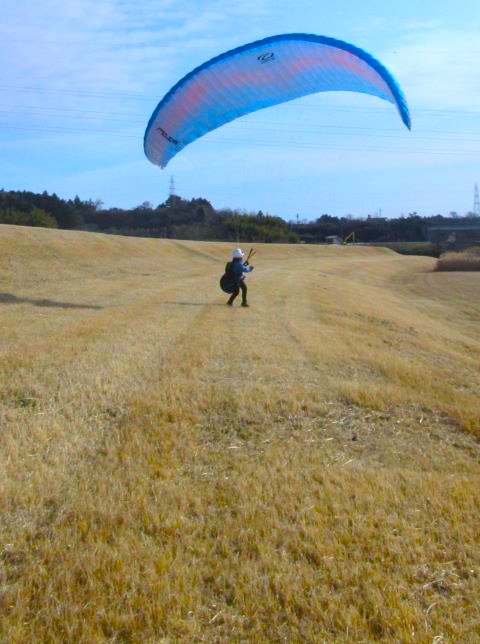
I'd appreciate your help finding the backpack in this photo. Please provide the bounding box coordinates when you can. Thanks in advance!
[219,261,236,293]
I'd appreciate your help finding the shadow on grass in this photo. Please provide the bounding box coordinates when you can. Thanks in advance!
[161,301,226,307]
[0,292,103,310]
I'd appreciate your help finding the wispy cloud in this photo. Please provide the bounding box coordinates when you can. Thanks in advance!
[383,26,480,110]
[0,0,269,156]
[1,0,269,96]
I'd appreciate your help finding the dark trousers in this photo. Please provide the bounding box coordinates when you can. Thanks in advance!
[227,280,247,304]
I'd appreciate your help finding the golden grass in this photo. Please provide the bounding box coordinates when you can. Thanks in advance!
[436,251,480,272]
[1,225,479,641]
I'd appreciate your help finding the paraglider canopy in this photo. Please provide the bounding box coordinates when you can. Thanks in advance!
[144,33,411,168]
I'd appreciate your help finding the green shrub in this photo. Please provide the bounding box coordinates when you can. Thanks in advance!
[0,208,58,228]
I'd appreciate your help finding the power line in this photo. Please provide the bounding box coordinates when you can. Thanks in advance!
[0,103,142,118]
[0,84,152,101]
[0,122,137,138]
[1,121,479,157]
[2,83,480,117]
[2,108,480,145]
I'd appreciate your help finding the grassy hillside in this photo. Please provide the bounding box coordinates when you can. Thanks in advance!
[1,225,479,642]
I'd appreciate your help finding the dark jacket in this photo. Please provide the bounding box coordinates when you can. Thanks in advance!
[230,257,252,284]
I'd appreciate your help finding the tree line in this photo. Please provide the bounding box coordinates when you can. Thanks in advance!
[0,190,298,243]
[1,189,478,246]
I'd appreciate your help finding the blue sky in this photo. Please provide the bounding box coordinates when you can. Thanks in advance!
[1,0,480,219]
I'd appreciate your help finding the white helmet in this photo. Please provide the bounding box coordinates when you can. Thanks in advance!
[232,248,244,259]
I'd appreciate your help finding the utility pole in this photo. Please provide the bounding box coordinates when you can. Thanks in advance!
[474,184,480,216]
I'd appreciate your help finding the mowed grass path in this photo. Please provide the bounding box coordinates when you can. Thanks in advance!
[0,225,479,642]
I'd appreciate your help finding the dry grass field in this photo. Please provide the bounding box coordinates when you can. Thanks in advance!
[436,249,480,272]
[1,225,479,642]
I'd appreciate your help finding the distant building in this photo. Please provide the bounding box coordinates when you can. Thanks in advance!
[325,235,342,245]
[426,223,480,249]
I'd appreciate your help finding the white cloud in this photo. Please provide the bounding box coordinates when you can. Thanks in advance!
[383,27,480,110]
[0,0,268,95]
[0,0,270,156]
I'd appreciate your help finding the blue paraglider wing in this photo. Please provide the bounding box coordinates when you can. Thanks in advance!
[144,33,411,168]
